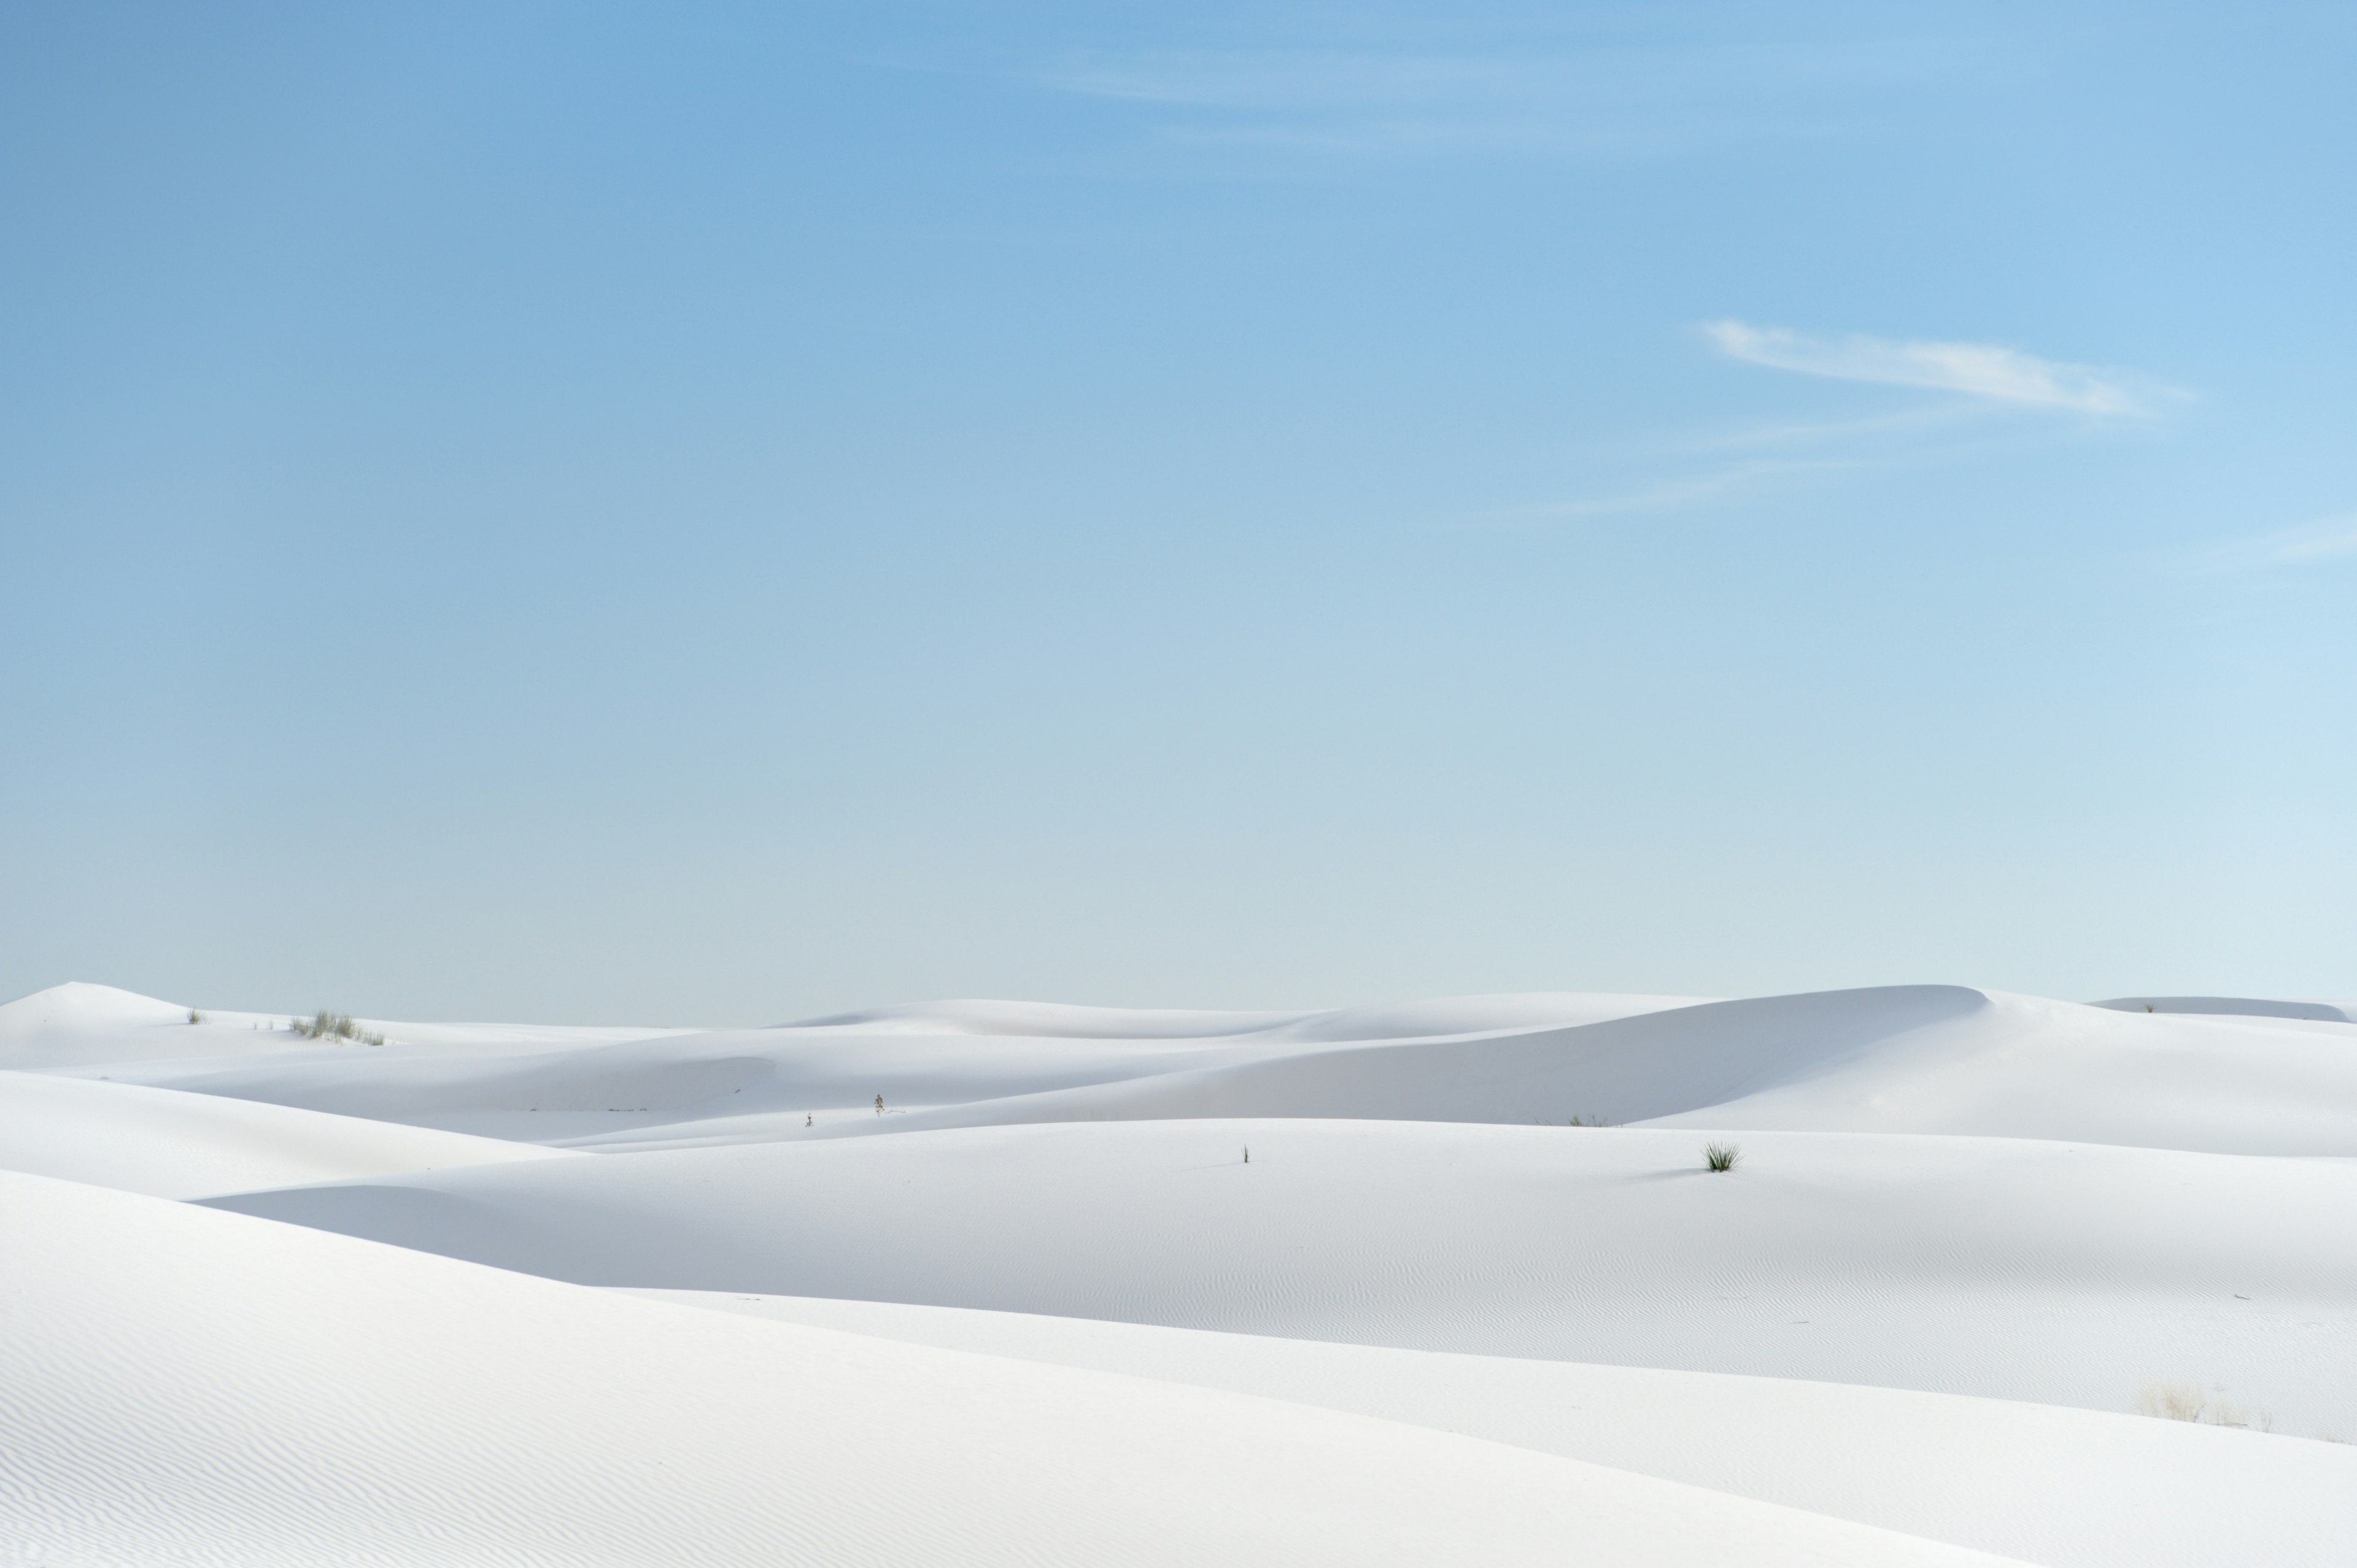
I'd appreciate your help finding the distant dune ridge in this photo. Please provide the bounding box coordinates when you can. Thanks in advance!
[3,977,2354,1565]
[63,982,2357,1157]
[2091,995,2357,1023]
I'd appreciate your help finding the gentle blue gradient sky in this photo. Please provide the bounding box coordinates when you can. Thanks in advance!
[4,2,2351,1022]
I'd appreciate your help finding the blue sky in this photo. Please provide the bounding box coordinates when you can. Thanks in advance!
[3,2,2351,1021]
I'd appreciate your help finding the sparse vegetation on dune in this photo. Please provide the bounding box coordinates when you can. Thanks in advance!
[2134,1380,2272,1431]
[290,1011,386,1048]
[1703,1141,1741,1172]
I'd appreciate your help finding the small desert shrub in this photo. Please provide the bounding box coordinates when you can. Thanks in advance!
[2134,1380,2267,1429]
[1703,1141,1741,1172]
[187,1009,205,1025]
[2135,1380,2207,1421]
[292,1011,387,1047]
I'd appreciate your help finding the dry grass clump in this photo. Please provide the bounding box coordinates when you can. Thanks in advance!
[2133,1380,2270,1431]
[291,1011,387,1048]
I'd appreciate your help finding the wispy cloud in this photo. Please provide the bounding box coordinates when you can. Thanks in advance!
[1040,51,1550,112]
[1466,458,1862,525]
[2186,513,2357,574]
[1015,36,1985,163]
[1703,320,2171,415]
[1671,401,1979,454]
[1467,331,2119,527]
[2264,515,2357,563]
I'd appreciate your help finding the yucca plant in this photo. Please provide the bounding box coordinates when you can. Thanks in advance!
[1703,1141,1741,1172]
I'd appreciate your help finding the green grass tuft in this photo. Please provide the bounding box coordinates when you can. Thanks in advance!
[290,1010,387,1047]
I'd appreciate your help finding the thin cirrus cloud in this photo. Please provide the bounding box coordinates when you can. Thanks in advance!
[1018,38,1978,159]
[1703,320,2171,415]
[1472,457,1861,523]
[1492,322,2164,525]
[2197,514,2357,573]
[2160,512,2357,579]
[2265,516,2357,563]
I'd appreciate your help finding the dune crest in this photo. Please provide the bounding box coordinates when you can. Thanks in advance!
[8,978,2354,1563]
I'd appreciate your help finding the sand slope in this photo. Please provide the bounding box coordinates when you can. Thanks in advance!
[1,980,692,1072]
[206,1119,2357,1435]
[2095,995,2357,1023]
[0,1170,2019,1568]
[802,987,2357,1156]
[640,1292,2357,1568]
[0,1070,571,1199]
[14,979,2353,1562]
[63,990,1712,1142]
[0,981,320,1069]
[93,985,2357,1157]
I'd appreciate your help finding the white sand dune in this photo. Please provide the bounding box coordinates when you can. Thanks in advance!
[2094,995,2357,1024]
[0,1070,571,1199]
[206,1119,2357,1435]
[86,984,2357,1157]
[0,1170,2019,1568]
[1,979,693,1072]
[0,981,325,1069]
[80,989,1714,1143]
[778,997,1320,1035]
[10,978,2353,1562]
[811,987,2357,1156]
[781,991,1705,1039]
[636,1291,2357,1568]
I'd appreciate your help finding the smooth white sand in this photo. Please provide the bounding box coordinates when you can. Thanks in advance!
[208,1119,2357,1435]
[0,1069,571,1199]
[0,980,693,1072]
[90,984,2357,1156]
[632,1291,2357,1568]
[0,1170,2019,1568]
[7,977,2354,1565]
